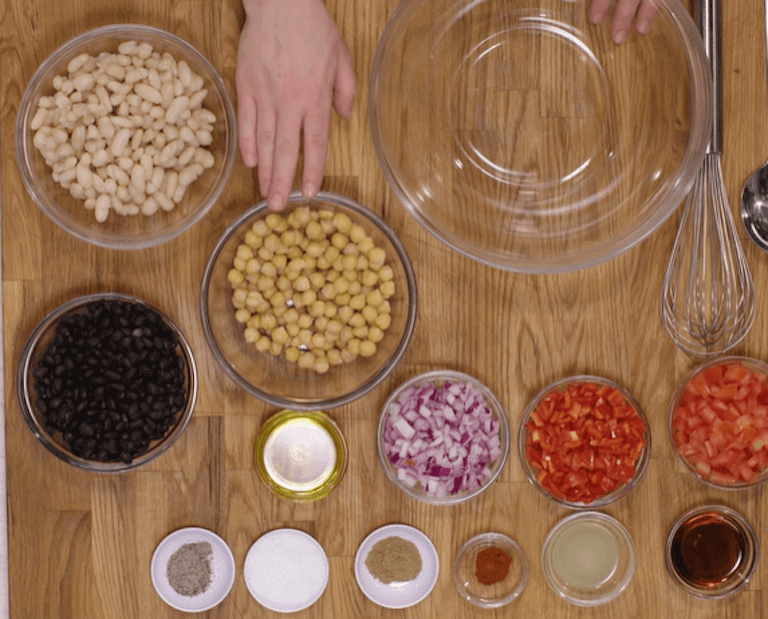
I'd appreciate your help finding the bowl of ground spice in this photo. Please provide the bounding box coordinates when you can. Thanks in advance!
[17,292,197,472]
[354,523,439,609]
[150,527,236,612]
[452,532,529,608]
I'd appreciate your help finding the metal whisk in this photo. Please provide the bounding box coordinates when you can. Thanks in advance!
[660,0,756,357]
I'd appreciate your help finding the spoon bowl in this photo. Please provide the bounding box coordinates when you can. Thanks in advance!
[741,164,768,251]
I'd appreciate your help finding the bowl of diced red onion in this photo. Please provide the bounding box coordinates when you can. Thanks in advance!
[377,369,510,505]
[518,375,650,509]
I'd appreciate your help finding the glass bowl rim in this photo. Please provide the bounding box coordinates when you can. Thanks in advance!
[16,291,198,472]
[15,23,237,250]
[376,368,511,505]
[199,190,419,410]
[518,374,651,509]
[451,531,529,608]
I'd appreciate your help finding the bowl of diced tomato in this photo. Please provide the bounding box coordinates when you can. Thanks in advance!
[518,376,650,509]
[669,356,768,489]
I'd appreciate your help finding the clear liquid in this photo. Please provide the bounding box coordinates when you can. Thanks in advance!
[550,521,620,589]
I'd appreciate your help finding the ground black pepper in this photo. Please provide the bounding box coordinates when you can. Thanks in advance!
[31,298,188,463]
[167,542,213,596]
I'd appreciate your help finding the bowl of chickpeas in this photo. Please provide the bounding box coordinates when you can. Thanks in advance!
[200,191,418,409]
[15,24,236,250]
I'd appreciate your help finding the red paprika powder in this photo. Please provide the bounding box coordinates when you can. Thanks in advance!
[475,546,513,585]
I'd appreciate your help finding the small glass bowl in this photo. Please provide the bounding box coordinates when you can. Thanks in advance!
[254,410,348,501]
[668,356,768,489]
[541,511,636,607]
[452,533,528,608]
[201,191,418,410]
[377,369,510,505]
[17,292,197,472]
[15,24,236,250]
[665,504,758,599]
[518,375,650,509]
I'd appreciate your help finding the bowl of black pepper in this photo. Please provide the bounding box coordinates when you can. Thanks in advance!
[17,292,197,472]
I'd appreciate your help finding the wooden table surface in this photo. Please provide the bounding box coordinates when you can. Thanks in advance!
[4,0,768,617]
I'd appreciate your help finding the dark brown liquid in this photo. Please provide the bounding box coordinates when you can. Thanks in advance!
[670,512,747,588]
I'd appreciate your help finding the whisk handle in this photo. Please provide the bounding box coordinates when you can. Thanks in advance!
[697,0,721,155]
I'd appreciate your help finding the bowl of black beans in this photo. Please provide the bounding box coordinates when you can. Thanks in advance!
[17,292,197,472]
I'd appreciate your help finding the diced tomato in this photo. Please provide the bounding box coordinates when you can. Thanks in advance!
[671,359,768,486]
[524,380,647,504]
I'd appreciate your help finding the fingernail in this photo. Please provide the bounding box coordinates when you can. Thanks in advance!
[302,182,316,198]
[636,19,650,34]
[591,11,606,24]
[268,195,284,212]
[614,29,627,44]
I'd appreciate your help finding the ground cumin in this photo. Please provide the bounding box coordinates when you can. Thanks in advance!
[365,536,422,584]
[166,541,213,596]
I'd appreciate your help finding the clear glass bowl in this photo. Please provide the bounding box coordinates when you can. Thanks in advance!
[541,511,636,606]
[369,0,711,273]
[200,191,418,410]
[518,375,650,509]
[668,356,768,489]
[665,504,758,599]
[377,369,510,505]
[16,292,198,472]
[452,532,528,608]
[253,410,348,501]
[15,24,236,250]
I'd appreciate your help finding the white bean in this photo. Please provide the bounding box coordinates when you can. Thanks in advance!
[67,53,91,74]
[97,115,116,139]
[111,127,131,157]
[30,107,49,131]
[134,83,162,105]
[95,193,111,221]
[165,95,188,125]
[141,196,159,216]
[155,190,174,211]
[72,72,95,92]
[188,89,207,110]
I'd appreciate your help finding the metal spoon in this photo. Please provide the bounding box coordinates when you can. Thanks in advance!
[740,0,768,251]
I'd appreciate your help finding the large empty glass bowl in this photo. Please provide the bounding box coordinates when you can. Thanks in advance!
[370,0,711,273]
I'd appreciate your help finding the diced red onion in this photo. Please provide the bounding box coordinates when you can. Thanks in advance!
[383,379,502,497]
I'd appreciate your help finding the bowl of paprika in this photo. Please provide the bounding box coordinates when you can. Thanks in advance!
[452,532,528,608]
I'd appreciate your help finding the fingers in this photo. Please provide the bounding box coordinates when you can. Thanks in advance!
[266,113,303,212]
[590,0,658,44]
[635,0,660,34]
[301,105,331,200]
[332,48,357,119]
[589,0,613,24]
[609,0,643,44]
[236,87,258,169]
[255,106,277,202]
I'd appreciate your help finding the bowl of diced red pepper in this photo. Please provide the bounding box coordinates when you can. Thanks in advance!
[669,356,768,489]
[518,376,650,509]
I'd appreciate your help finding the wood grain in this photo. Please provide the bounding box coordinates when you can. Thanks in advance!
[3,0,768,618]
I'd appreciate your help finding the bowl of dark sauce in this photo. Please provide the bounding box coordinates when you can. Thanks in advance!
[665,505,757,599]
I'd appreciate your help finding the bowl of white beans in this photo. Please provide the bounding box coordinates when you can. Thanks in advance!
[15,24,236,250]
[200,191,418,410]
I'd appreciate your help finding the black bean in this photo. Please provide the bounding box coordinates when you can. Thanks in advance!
[31,298,188,465]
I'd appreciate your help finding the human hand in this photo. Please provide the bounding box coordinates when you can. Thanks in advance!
[236,0,357,211]
[589,0,659,45]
